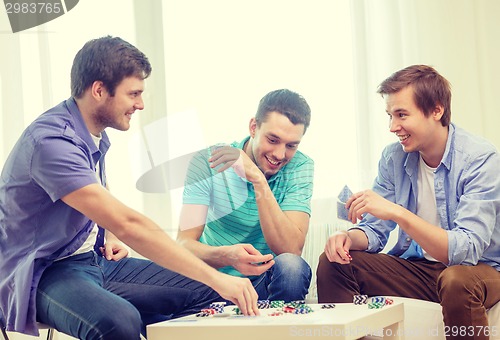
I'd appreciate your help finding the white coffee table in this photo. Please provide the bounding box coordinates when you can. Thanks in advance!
[147,302,405,340]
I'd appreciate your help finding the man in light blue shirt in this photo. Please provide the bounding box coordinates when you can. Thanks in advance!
[317,65,500,339]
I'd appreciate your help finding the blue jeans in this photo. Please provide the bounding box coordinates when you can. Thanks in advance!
[252,253,311,301]
[36,251,221,340]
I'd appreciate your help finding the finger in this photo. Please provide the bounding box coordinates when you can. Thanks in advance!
[237,292,248,316]
[215,162,233,173]
[339,248,351,262]
[243,284,258,316]
[249,254,273,264]
[242,244,261,255]
[249,286,259,316]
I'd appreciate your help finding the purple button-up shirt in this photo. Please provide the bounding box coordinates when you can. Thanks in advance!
[0,98,110,335]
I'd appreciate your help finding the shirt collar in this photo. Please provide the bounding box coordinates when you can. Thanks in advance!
[65,97,111,156]
[440,123,455,171]
[404,123,454,175]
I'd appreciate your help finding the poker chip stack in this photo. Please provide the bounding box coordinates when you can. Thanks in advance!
[270,300,285,308]
[368,302,385,309]
[370,296,386,304]
[367,296,394,309]
[292,305,314,314]
[283,301,314,314]
[232,300,314,315]
[197,302,226,317]
[257,299,270,309]
[353,294,368,305]
[209,302,227,313]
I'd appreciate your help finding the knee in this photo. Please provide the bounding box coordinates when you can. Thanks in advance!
[273,253,311,280]
[89,307,142,340]
[437,266,482,305]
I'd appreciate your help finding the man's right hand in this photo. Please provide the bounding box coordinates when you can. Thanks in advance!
[211,272,260,316]
[222,244,274,276]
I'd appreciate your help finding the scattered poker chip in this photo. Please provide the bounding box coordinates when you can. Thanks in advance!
[209,302,227,308]
[270,300,285,308]
[257,300,270,309]
[233,300,315,315]
[371,296,386,304]
[290,300,305,306]
[293,306,313,314]
[196,312,210,317]
[268,311,283,316]
[368,302,384,309]
[321,304,336,309]
[353,295,368,304]
[385,298,394,305]
[200,308,217,315]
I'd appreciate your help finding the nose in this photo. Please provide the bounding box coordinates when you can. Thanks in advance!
[272,144,286,160]
[389,117,399,133]
[135,96,145,110]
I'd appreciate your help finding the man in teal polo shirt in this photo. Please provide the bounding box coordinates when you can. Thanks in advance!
[177,89,314,301]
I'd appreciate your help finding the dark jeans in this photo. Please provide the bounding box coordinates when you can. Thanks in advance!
[36,251,221,340]
[316,251,500,340]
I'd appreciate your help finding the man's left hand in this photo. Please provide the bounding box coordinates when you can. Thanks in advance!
[100,240,129,261]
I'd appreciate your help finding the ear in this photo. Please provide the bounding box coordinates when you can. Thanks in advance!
[249,118,258,137]
[90,81,106,101]
[432,105,444,121]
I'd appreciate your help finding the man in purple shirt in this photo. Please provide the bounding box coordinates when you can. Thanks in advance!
[0,36,259,339]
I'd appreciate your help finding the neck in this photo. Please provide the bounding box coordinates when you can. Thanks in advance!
[420,125,449,168]
[75,97,102,137]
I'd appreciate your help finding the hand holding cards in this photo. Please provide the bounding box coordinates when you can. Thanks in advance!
[337,185,353,221]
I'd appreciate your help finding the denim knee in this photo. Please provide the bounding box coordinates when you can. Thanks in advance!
[86,307,142,340]
[274,253,311,280]
[267,253,312,301]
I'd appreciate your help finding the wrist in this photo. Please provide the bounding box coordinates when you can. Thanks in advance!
[249,171,266,185]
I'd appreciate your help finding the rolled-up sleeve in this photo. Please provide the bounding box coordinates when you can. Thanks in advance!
[446,150,500,266]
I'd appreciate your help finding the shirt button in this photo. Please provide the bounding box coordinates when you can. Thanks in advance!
[406,237,411,242]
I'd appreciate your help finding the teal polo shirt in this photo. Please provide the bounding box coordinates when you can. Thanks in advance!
[182,136,314,278]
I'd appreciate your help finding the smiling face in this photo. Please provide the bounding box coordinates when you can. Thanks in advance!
[93,76,145,133]
[246,111,305,179]
[385,85,448,167]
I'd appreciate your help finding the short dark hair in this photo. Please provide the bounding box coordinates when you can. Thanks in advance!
[377,65,452,126]
[255,89,311,133]
[71,36,152,98]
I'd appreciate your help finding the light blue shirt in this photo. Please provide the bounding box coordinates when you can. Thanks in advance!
[355,123,500,270]
[183,137,314,278]
[0,98,109,335]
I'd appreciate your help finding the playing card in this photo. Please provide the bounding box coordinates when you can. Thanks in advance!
[337,185,353,221]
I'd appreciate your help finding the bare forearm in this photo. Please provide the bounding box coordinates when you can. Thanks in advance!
[346,229,369,250]
[109,212,224,286]
[176,236,230,268]
[253,180,306,255]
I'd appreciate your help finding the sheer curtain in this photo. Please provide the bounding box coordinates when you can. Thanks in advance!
[351,0,500,189]
[1,0,499,245]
